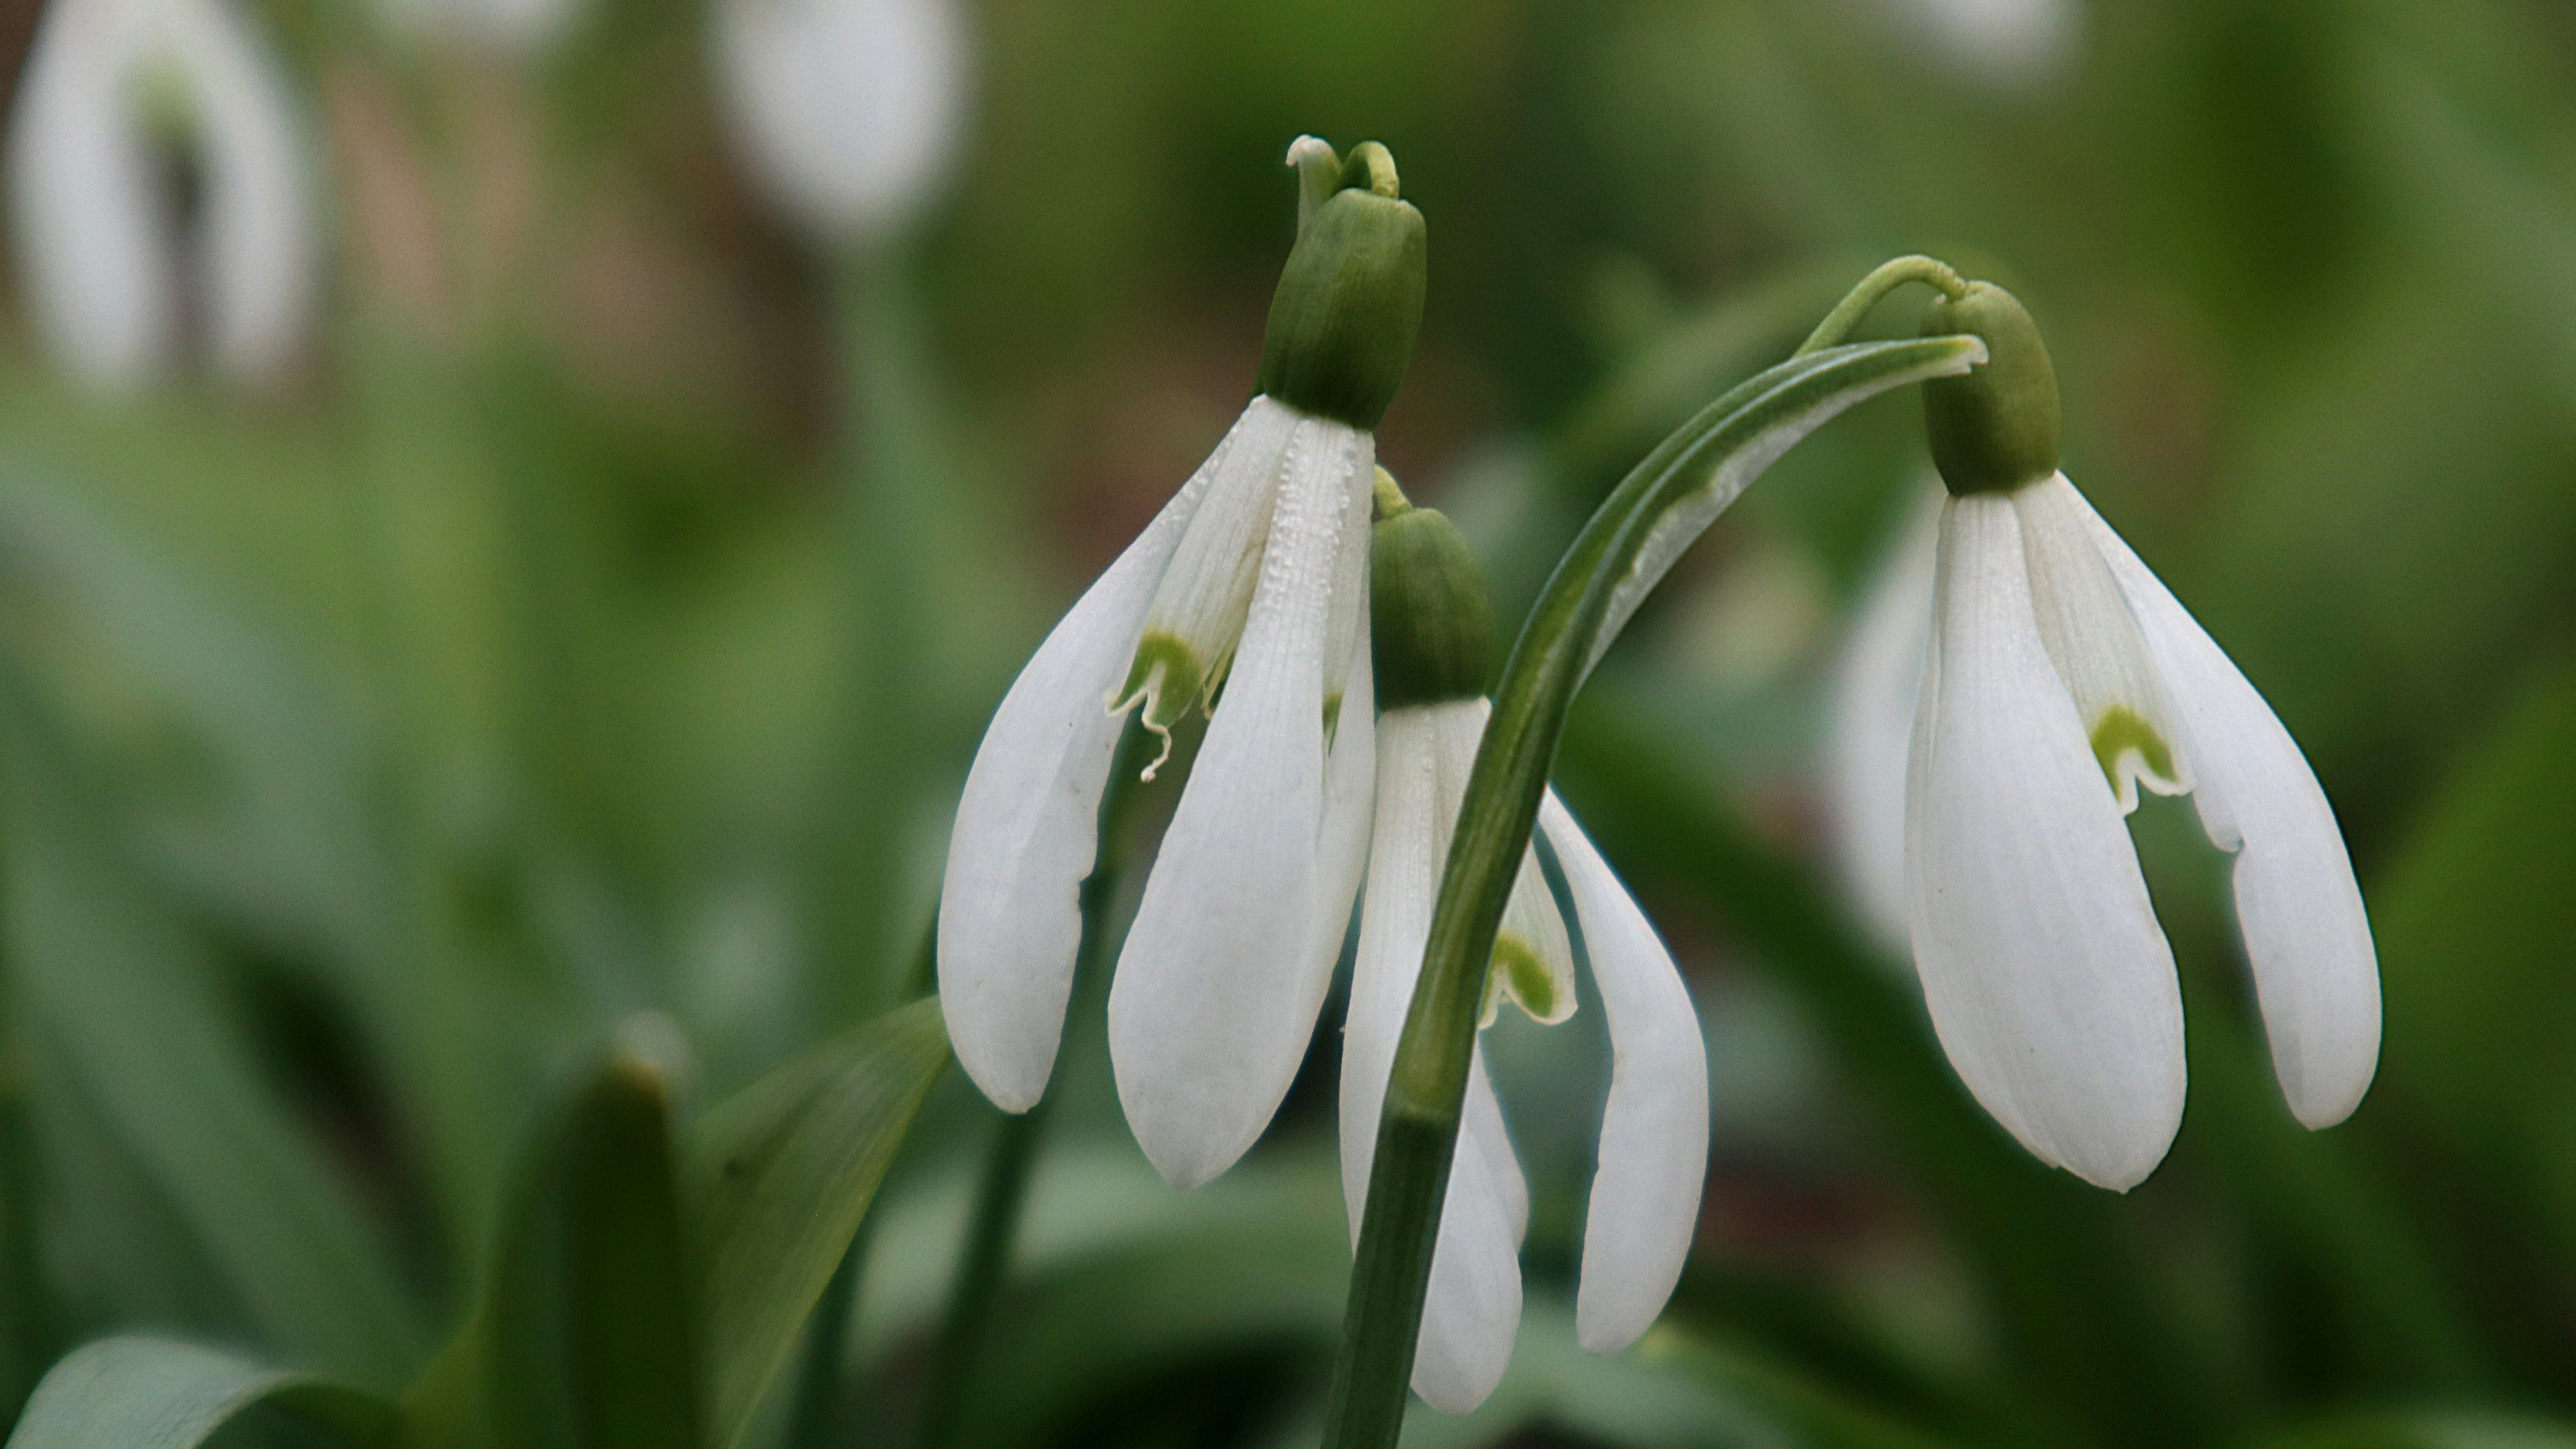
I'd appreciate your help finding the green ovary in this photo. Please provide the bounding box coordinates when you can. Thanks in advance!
[2090,704,2178,794]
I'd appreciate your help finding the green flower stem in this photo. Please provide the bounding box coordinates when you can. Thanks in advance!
[818,244,943,1024]
[916,724,1155,1448]
[1319,330,1984,1449]
[1791,254,1970,358]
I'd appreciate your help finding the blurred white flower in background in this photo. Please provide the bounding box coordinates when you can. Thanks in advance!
[1825,481,1941,950]
[374,0,587,57]
[710,0,969,243]
[7,0,315,389]
[1890,0,2078,91]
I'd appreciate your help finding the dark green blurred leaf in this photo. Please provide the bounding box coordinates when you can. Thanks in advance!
[467,1036,701,1449]
[0,669,421,1387]
[684,996,949,1445]
[4,1336,396,1449]
[2259,1408,2576,1449]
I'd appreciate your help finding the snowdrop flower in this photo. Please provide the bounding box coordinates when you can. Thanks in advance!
[7,0,315,389]
[1894,282,2379,1189]
[941,141,1425,1188]
[711,0,967,243]
[1340,483,1709,1412]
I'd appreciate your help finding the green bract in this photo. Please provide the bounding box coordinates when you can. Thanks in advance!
[1921,281,2062,496]
[1371,488,1493,710]
[1254,144,1426,431]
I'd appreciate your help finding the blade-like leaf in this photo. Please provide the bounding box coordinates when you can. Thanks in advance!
[0,668,421,1386]
[5,1336,395,1449]
[476,1039,702,1449]
[684,997,949,1446]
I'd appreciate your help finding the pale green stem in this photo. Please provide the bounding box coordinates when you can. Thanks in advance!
[1792,254,1970,358]
[816,244,939,1024]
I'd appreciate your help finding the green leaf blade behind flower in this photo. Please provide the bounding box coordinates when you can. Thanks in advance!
[685,996,952,1447]
[4,1336,397,1449]
[473,1040,702,1449]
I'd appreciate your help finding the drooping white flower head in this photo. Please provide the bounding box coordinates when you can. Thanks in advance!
[939,142,1425,1189]
[373,0,586,56]
[7,0,315,389]
[1890,282,2379,1190]
[710,0,967,244]
[1338,496,1708,1411]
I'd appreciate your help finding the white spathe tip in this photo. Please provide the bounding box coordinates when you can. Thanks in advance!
[712,0,969,244]
[8,0,316,390]
[1285,133,1336,168]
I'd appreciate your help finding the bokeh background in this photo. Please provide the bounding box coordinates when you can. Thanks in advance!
[0,0,2572,1444]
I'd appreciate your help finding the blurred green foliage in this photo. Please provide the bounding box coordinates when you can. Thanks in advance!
[0,0,2571,1444]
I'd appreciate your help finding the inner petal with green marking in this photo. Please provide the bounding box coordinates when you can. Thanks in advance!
[2089,704,2183,809]
[1481,851,1577,1028]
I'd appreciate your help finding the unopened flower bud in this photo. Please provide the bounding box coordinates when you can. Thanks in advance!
[1255,140,1426,431]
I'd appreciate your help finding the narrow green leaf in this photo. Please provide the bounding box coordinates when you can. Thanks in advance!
[0,669,423,1387]
[477,1040,702,1449]
[684,997,950,1446]
[5,1336,395,1449]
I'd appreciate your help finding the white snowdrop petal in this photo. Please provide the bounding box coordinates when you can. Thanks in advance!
[1305,626,1377,1017]
[1318,444,1377,718]
[713,0,968,241]
[2010,475,2190,811]
[1490,847,1576,1027]
[174,0,313,382]
[935,411,1238,1111]
[2073,494,2381,1128]
[1827,483,1942,951]
[1907,496,2185,1191]
[1109,415,1367,1187]
[1340,701,1527,1413]
[7,0,170,388]
[1339,704,1447,1226]
[1113,398,1304,750]
[1408,1096,1524,1414]
[1540,792,1707,1353]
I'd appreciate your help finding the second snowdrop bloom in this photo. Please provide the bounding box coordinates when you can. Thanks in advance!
[1900,282,2379,1190]
[711,0,967,243]
[7,0,315,388]
[1341,485,1709,1413]
[941,142,1425,1189]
